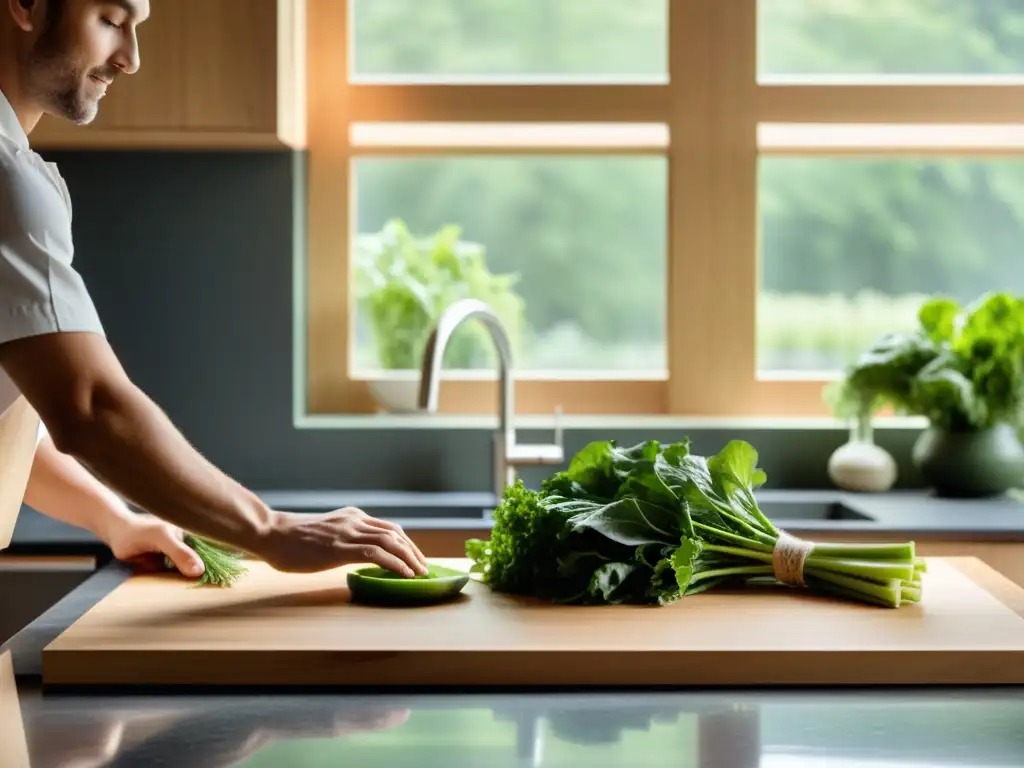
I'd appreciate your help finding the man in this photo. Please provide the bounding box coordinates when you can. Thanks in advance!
[0,0,429,578]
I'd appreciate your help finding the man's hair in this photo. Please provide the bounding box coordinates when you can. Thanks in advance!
[45,0,67,23]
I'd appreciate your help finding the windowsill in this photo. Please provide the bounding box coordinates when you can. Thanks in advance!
[294,412,930,431]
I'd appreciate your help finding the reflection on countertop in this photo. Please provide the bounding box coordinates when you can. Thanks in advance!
[8,675,1024,767]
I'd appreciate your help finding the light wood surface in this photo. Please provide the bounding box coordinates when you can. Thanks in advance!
[0,397,40,552]
[0,652,30,768]
[40,557,1024,688]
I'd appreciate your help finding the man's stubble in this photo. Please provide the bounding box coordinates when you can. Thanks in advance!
[24,8,96,125]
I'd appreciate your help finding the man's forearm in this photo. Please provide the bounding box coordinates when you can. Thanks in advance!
[24,433,136,544]
[52,382,279,556]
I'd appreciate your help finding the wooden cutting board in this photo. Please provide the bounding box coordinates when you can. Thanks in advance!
[41,557,1024,688]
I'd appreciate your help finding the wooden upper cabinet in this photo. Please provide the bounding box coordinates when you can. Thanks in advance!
[31,0,306,149]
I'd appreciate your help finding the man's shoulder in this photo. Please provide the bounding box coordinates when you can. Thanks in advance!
[0,139,72,236]
[0,136,27,180]
[0,138,45,200]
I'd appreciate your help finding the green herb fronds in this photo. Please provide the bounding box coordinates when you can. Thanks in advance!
[179,534,248,588]
[467,438,922,609]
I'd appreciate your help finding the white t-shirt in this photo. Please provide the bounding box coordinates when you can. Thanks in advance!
[0,89,106,445]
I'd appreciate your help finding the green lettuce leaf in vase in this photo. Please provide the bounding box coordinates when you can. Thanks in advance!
[827,291,1024,497]
[353,218,526,373]
[466,438,924,608]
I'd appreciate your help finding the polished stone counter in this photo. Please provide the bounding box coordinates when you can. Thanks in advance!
[8,673,1024,766]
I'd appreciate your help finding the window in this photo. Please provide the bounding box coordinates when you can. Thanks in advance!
[304,0,1024,418]
[759,0,1024,79]
[759,155,1024,374]
[351,151,668,376]
[350,0,667,83]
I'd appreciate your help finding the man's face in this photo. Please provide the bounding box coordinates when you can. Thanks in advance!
[23,0,149,124]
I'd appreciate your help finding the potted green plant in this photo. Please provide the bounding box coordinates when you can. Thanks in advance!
[353,219,526,411]
[827,292,1024,498]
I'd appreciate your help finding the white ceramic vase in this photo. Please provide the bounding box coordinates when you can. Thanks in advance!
[827,414,898,493]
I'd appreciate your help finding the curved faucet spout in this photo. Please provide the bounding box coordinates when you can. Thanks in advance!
[418,298,564,498]
[418,298,514,427]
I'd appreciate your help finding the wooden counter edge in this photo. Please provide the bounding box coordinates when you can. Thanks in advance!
[944,556,1024,618]
[0,555,98,572]
[0,651,31,767]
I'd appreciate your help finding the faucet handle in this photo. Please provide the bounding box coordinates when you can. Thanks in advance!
[504,406,566,467]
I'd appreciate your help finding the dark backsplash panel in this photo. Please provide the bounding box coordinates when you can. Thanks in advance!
[34,149,924,494]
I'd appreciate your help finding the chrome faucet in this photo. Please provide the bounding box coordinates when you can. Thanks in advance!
[418,298,565,498]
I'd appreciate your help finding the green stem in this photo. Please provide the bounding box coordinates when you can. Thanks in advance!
[809,541,916,560]
[739,490,779,536]
[702,543,775,564]
[690,564,774,583]
[804,556,916,583]
[703,508,776,545]
[901,584,921,602]
[803,567,901,605]
[701,544,915,584]
[684,577,727,596]
[692,522,774,552]
[806,577,900,608]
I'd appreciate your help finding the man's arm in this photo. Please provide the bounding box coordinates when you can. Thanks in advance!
[0,330,280,557]
[24,430,206,576]
[0,155,426,577]
[0,331,428,576]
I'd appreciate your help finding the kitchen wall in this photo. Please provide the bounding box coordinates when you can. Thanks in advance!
[38,149,927,494]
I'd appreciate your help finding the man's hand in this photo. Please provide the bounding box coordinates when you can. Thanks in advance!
[104,513,206,579]
[22,420,429,580]
[24,433,208,577]
[259,508,429,577]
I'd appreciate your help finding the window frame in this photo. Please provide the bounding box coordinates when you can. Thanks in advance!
[304,0,1024,418]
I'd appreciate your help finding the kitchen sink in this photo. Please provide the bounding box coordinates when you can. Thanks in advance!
[757,500,875,524]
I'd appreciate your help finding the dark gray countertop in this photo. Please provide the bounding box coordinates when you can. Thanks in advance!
[3,562,131,679]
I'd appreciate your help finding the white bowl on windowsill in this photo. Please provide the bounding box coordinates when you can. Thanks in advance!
[368,378,421,413]
[365,369,496,414]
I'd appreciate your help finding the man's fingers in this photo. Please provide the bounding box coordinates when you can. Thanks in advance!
[122,552,165,573]
[348,543,417,578]
[362,528,425,577]
[361,517,428,568]
[357,528,428,575]
[161,535,205,578]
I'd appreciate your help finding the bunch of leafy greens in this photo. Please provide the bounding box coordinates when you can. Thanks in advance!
[466,439,924,608]
[827,292,1024,432]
